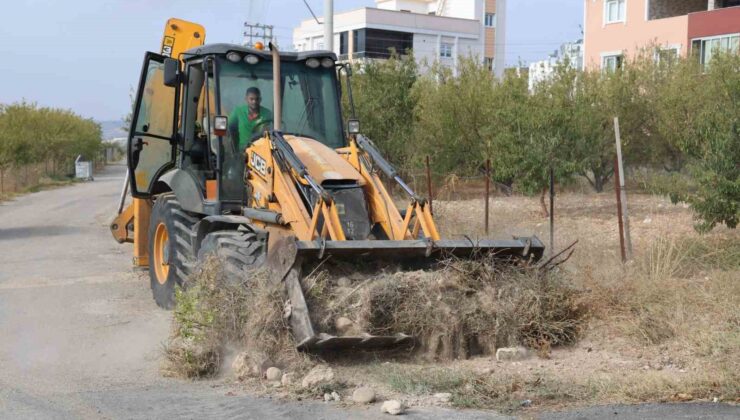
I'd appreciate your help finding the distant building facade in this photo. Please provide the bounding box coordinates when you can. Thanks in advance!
[293,0,507,77]
[527,40,583,91]
[583,0,740,70]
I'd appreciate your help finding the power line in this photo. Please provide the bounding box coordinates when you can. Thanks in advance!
[302,0,322,25]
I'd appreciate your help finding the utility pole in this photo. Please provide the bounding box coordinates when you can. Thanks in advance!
[324,0,334,51]
[614,117,633,261]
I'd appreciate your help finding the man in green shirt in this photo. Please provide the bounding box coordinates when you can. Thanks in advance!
[228,87,272,150]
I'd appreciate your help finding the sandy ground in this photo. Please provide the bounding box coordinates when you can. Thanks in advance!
[0,164,736,419]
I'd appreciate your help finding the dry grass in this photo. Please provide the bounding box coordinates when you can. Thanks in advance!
[365,360,735,413]
[347,194,738,411]
[163,192,739,411]
[163,258,310,379]
[0,175,78,202]
[304,259,589,360]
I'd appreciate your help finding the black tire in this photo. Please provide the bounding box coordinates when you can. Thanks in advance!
[197,229,266,283]
[148,193,198,309]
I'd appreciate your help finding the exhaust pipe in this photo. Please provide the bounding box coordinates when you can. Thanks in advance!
[269,42,281,131]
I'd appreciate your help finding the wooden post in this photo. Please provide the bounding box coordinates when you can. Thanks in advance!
[425,155,434,215]
[549,167,555,256]
[485,159,490,235]
[614,157,627,263]
[614,117,633,260]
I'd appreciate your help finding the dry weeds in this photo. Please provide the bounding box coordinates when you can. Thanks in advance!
[163,258,310,379]
[304,259,588,360]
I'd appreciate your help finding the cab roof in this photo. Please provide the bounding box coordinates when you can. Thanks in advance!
[182,43,337,62]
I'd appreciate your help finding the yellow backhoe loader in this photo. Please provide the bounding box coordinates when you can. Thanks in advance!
[111,18,544,351]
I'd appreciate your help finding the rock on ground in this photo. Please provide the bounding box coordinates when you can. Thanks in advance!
[352,386,376,404]
[496,346,530,362]
[434,392,452,403]
[301,365,335,388]
[335,317,354,334]
[265,367,282,382]
[231,352,250,377]
[281,372,295,386]
[381,400,404,415]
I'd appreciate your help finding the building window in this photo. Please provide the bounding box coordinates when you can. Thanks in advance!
[485,57,494,72]
[604,0,626,24]
[655,46,680,65]
[440,42,453,58]
[485,13,496,28]
[692,34,740,68]
[602,54,623,72]
[339,31,348,56]
[353,28,413,59]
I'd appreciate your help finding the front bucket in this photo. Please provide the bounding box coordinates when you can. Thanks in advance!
[269,236,545,352]
[295,237,545,263]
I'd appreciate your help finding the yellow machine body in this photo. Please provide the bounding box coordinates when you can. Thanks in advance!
[110,18,205,267]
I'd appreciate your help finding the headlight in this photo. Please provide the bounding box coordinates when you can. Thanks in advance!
[321,57,334,68]
[244,54,259,65]
[305,58,320,69]
[347,119,360,134]
[226,52,242,63]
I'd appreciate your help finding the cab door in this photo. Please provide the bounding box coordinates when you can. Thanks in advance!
[128,52,179,198]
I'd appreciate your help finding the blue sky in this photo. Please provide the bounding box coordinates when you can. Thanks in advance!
[0,0,582,121]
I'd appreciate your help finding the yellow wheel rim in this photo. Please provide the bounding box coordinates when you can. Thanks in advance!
[153,222,170,284]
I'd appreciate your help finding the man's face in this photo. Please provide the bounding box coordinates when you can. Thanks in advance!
[246,93,261,113]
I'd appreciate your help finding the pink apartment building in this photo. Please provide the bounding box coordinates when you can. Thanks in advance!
[583,0,740,70]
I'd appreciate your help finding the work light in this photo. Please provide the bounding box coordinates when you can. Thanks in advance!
[214,116,228,137]
[305,58,320,69]
[348,119,360,134]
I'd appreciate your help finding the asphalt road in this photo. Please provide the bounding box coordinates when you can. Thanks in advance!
[0,164,737,420]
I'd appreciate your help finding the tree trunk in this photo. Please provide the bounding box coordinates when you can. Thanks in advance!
[539,187,549,217]
[593,175,604,193]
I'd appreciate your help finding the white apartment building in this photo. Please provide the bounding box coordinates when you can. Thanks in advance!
[527,40,583,91]
[293,0,507,77]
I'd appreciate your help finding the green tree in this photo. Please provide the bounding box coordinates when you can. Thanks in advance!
[0,102,102,190]
[343,53,418,169]
[680,54,739,231]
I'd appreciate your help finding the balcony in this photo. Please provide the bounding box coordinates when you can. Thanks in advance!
[647,0,707,21]
[648,0,740,21]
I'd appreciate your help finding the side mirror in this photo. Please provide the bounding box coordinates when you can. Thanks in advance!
[163,58,180,87]
[213,115,228,137]
[347,119,360,134]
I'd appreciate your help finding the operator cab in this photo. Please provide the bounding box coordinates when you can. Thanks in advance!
[127,43,345,213]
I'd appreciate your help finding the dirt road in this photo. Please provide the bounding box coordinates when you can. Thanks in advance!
[0,164,736,419]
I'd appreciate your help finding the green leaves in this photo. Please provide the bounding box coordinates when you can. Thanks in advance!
[0,102,102,171]
[343,52,738,231]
